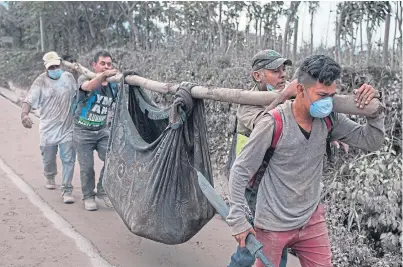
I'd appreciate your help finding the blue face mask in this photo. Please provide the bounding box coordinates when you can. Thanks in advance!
[48,69,63,80]
[266,83,275,91]
[303,86,333,118]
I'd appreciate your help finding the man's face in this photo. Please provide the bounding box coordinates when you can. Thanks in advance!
[92,56,112,73]
[298,81,337,112]
[253,64,286,91]
[47,65,61,71]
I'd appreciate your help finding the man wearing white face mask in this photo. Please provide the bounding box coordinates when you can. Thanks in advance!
[21,51,77,204]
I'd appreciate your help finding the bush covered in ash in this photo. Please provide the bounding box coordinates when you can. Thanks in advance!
[1,45,401,266]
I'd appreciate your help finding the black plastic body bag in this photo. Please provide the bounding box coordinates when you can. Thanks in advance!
[103,80,215,245]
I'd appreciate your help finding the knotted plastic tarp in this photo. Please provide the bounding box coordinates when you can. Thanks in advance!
[103,75,215,245]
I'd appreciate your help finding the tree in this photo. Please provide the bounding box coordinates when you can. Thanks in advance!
[292,17,299,65]
[118,2,140,50]
[383,2,392,66]
[282,1,300,57]
[362,1,390,65]
[338,2,362,65]
[262,2,284,50]
[308,1,319,54]
[392,1,403,69]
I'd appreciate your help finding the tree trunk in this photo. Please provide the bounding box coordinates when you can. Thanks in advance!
[259,18,263,47]
[282,15,291,56]
[396,2,402,68]
[218,2,224,51]
[392,4,398,69]
[83,6,96,40]
[273,26,277,50]
[40,14,45,52]
[236,22,239,45]
[282,2,300,57]
[366,18,373,66]
[334,18,340,62]
[292,18,299,65]
[62,61,383,117]
[168,18,171,38]
[146,5,150,51]
[383,10,391,66]
[128,20,136,50]
[310,11,314,54]
[360,21,363,53]
[349,24,355,65]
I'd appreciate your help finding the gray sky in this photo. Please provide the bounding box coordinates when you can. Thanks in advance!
[1,1,399,50]
[238,1,399,50]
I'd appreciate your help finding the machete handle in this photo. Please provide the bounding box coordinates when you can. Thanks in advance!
[245,233,275,267]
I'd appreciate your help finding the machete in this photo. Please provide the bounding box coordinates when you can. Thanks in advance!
[197,171,275,267]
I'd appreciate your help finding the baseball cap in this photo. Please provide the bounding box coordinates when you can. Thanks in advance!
[43,51,61,69]
[252,49,292,71]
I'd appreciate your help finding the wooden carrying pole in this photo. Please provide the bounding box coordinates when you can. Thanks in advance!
[62,61,382,117]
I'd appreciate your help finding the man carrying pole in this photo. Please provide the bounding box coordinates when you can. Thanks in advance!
[227,54,384,266]
[72,50,119,211]
[21,51,76,204]
[228,49,292,267]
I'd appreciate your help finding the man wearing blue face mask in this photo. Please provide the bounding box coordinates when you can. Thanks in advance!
[235,50,292,144]
[227,55,384,267]
[21,51,77,204]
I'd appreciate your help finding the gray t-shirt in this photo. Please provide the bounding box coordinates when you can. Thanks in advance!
[24,72,76,146]
[73,75,118,131]
[227,101,385,234]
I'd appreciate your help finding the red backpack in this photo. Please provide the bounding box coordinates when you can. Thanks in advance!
[247,108,333,191]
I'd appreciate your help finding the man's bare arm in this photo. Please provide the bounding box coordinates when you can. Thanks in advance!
[81,69,118,92]
[265,79,298,111]
[21,102,34,128]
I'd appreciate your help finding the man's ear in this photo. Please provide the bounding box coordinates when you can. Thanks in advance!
[252,71,261,83]
[92,62,97,69]
[296,84,305,96]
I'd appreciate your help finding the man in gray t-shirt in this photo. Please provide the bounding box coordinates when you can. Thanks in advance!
[228,55,384,267]
[21,51,76,204]
[72,50,118,211]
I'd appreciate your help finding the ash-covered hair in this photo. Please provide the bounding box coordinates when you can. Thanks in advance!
[297,55,341,87]
[93,50,112,63]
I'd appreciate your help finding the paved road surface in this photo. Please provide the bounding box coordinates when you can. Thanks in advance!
[0,94,301,267]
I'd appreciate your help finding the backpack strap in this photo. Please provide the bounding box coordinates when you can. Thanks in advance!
[324,116,332,133]
[270,109,283,148]
[324,115,334,158]
[248,108,283,190]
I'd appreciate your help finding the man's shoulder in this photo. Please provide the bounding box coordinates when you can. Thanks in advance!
[61,71,76,82]
[34,72,47,81]
[62,71,74,78]
[249,84,260,92]
[253,111,276,128]
[31,72,47,87]
[237,104,265,116]
[77,74,90,83]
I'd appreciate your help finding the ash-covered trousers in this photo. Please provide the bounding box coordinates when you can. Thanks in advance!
[40,141,76,194]
[73,126,109,200]
[228,216,288,267]
[256,204,333,267]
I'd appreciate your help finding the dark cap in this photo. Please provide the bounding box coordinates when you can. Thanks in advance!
[252,50,292,70]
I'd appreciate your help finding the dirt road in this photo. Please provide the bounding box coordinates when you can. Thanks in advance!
[0,94,301,267]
